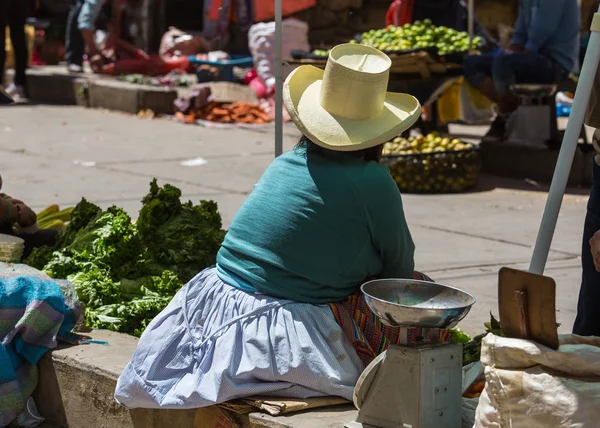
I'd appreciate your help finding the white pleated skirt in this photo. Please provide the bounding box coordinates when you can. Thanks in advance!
[114,267,364,409]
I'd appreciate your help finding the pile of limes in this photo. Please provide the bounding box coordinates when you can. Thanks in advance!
[313,20,482,56]
[383,133,474,155]
[360,20,481,54]
[382,132,481,194]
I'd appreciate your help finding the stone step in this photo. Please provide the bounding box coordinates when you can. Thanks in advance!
[33,330,197,428]
[33,330,355,428]
[23,66,258,115]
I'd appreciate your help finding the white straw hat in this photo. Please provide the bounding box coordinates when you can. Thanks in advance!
[283,44,421,152]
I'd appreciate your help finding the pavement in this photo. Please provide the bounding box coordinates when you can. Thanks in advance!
[0,104,592,336]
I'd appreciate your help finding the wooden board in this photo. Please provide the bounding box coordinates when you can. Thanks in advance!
[498,267,560,349]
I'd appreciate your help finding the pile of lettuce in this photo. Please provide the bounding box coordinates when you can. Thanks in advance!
[26,180,226,336]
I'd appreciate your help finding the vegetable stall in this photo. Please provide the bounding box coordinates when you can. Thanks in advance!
[25,180,225,336]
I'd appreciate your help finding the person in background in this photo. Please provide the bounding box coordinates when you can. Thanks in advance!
[0,0,35,100]
[65,0,125,73]
[0,175,59,260]
[463,0,580,142]
[573,66,600,337]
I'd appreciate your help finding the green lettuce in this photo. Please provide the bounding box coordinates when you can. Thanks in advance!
[25,198,102,270]
[24,180,225,337]
[136,179,226,282]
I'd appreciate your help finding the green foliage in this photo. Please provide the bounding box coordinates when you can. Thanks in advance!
[24,180,225,337]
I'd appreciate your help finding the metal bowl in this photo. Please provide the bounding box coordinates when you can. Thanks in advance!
[361,279,476,329]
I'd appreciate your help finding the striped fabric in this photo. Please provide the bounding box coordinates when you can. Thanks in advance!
[0,263,84,426]
[329,271,451,367]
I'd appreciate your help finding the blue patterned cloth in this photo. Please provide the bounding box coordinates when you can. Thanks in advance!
[0,263,84,427]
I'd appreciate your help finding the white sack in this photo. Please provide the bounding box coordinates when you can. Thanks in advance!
[474,333,600,428]
[248,18,310,90]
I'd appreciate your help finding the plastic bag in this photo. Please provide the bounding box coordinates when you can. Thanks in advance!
[474,333,600,428]
[159,27,208,58]
[247,18,309,90]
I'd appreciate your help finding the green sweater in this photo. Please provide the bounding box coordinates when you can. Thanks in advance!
[216,146,415,304]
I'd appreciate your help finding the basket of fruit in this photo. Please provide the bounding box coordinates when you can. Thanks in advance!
[300,21,482,78]
[357,20,482,58]
[382,133,481,194]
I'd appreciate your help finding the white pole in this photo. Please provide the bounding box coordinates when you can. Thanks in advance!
[274,0,283,157]
[529,8,600,275]
[468,0,474,50]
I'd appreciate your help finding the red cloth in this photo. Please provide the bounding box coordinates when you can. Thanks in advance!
[208,0,316,23]
[102,56,190,76]
[386,0,415,27]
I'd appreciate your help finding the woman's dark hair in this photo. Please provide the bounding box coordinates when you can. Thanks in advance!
[295,136,383,163]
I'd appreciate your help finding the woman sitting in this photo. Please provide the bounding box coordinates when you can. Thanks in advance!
[115,43,423,408]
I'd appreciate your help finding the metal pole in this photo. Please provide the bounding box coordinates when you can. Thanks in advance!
[529,9,600,275]
[468,0,474,50]
[274,0,283,157]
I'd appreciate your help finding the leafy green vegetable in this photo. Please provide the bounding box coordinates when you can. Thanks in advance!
[461,313,503,366]
[86,295,173,337]
[67,263,120,308]
[450,328,471,344]
[136,179,226,282]
[25,198,102,270]
[24,244,55,271]
[57,198,102,248]
[25,180,225,337]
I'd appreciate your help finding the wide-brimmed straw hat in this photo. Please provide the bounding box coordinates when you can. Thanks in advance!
[283,43,420,152]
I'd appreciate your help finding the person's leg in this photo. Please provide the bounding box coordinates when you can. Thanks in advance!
[0,0,11,85]
[7,0,29,90]
[574,157,600,336]
[65,0,85,67]
[490,51,529,115]
[491,51,563,114]
[463,51,496,99]
[463,50,511,141]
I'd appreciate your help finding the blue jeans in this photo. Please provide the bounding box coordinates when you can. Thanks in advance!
[65,0,85,66]
[573,158,600,336]
[464,50,567,96]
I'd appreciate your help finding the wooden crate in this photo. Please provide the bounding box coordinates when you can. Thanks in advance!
[287,51,463,79]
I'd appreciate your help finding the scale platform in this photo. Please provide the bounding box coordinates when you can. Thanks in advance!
[346,279,475,428]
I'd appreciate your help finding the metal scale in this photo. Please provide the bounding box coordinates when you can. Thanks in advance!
[345,279,476,428]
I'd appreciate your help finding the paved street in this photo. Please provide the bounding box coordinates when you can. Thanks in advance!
[0,104,590,336]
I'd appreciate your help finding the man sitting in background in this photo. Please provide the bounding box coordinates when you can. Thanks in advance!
[574,66,600,337]
[464,0,580,142]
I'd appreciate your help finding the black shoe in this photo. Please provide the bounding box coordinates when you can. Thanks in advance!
[481,116,507,143]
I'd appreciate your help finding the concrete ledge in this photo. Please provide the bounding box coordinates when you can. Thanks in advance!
[33,330,197,428]
[32,330,353,428]
[480,140,595,186]
[88,80,178,115]
[26,68,81,105]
